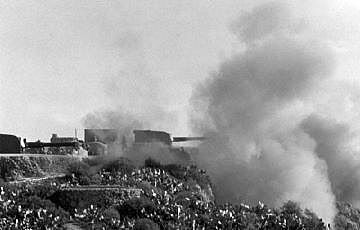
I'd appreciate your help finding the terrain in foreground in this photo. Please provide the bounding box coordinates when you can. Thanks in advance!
[0,155,359,229]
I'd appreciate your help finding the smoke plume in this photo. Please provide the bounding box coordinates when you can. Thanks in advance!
[82,110,184,165]
[191,1,341,223]
[82,110,145,140]
[302,115,360,207]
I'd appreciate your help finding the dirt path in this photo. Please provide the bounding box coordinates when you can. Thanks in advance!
[8,173,66,184]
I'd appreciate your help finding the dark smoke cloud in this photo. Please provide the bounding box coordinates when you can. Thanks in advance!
[193,37,332,134]
[191,1,337,223]
[302,115,360,207]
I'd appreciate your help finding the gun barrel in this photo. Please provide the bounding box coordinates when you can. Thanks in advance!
[172,137,206,142]
[25,142,78,148]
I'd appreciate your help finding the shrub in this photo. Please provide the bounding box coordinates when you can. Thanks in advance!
[103,207,120,222]
[134,218,160,230]
[162,164,185,179]
[144,158,161,168]
[280,201,326,230]
[50,190,122,213]
[281,200,302,217]
[335,202,360,230]
[144,159,185,179]
[67,161,91,178]
[303,209,327,229]
[12,195,70,227]
[118,197,156,218]
[78,175,91,185]
[102,157,135,175]
[136,181,161,197]
[23,195,69,217]
[0,158,14,180]
[31,183,59,198]
[186,168,211,190]
[174,191,198,208]
[90,174,102,184]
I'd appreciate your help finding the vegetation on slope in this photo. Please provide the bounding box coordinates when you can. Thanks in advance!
[0,155,359,229]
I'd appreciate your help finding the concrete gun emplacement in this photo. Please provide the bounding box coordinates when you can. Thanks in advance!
[133,130,205,146]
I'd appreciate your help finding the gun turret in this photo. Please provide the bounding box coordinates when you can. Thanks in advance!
[172,137,206,142]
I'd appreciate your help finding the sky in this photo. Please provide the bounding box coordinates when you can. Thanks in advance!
[1,0,360,141]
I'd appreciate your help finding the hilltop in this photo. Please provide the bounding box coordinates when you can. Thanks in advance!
[0,155,359,229]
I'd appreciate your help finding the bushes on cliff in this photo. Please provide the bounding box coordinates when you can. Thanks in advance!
[101,157,135,175]
[0,186,69,229]
[50,190,125,213]
[134,218,160,230]
[144,158,161,168]
[144,158,211,190]
[279,201,327,229]
[67,161,91,178]
[29,182,59,198]
[21,195,69,220]
[66,161,94,185]
[335,202,360,230]
[103,206,120,222]
[117,197,156,218]
[0,158,11,180]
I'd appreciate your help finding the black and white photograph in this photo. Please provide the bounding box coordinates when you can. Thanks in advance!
[1,0,360,229]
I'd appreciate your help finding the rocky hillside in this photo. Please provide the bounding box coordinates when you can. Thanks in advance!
[0,155,358,229]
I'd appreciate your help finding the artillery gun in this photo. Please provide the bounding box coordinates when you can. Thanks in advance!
[0,129,205,161]
[129,130,205,165]
[133,129,205,146]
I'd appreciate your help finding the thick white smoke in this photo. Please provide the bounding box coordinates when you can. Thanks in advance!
[82,109,145,157]
[82,110,185,165]
[82,110,145,139]
[190,1,342,223]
